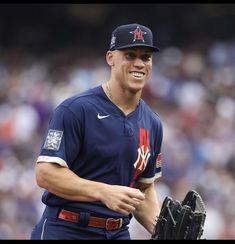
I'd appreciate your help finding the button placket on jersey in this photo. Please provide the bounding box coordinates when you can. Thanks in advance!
[123,117,134,137]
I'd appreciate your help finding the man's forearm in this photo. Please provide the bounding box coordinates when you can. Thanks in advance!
[36,162,107,202]
[36,162,146,216]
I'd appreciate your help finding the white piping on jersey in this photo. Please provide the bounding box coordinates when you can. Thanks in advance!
[37,156,68,168]
[41,218,47,240]
[138,172,162,184]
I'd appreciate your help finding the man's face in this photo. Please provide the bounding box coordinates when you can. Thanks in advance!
[107,47,153,93]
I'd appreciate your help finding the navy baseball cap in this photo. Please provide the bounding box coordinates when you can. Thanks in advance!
[109,23,160,52]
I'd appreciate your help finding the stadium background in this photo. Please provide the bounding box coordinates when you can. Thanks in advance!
[0,4,235,239]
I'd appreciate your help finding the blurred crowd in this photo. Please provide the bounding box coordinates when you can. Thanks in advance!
[0,39,235,239]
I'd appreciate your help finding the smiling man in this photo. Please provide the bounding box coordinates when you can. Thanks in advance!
[31,23,163,240]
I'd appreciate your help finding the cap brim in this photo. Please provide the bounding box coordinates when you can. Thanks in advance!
[113,44,160,52]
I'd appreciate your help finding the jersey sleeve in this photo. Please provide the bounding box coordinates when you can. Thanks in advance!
[37,105,83,168]
[137,119,163,184]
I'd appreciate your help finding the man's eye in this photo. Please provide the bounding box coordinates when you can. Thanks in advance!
[126,53,135,59]
[142,55,151,61]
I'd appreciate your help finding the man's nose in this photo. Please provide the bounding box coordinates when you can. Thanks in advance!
[133,58,144,68]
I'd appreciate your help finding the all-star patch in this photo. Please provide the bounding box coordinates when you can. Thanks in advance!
[43,129,63,151]
[110,35,116,49]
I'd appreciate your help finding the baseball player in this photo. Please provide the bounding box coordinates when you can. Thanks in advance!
[31,23,163,240]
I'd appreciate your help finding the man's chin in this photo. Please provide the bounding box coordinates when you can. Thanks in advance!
[129,86,144,95]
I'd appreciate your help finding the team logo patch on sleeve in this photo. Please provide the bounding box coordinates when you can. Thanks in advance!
[43,129,63,151]
[156,153,162,168]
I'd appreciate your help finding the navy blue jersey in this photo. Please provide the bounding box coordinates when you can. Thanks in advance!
[37,85,163,218]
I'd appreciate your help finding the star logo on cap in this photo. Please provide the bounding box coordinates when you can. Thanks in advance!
[129,26,147,43]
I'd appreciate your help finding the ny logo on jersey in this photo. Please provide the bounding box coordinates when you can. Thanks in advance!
[134,145,150,171]
[131,128,151,185]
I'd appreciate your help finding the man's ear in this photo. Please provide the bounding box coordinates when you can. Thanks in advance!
[106,50,114,67]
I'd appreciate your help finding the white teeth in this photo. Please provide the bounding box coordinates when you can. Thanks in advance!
[131,72,144,77]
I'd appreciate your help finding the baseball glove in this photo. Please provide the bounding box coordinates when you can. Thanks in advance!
[151,189,206,240]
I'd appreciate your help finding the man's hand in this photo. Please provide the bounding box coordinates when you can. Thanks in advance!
[100,185,145,215]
